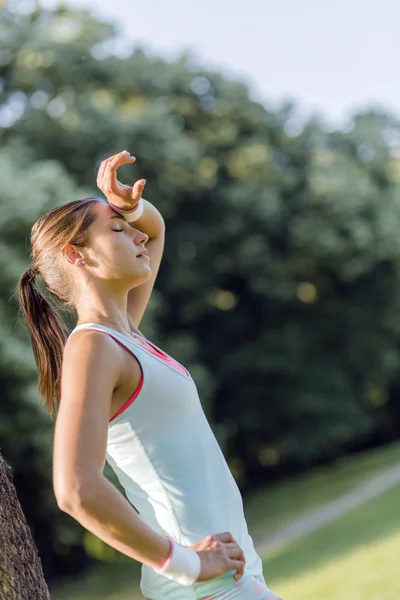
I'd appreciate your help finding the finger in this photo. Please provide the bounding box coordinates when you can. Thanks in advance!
[97,151,125,186]
[227,559,244,580]
[110,150,131,168]
[236,561,245,580]
[99,150,135,190]
[131,179,146,202]
[103,152,126,193]
[113,150,136,169]
[97,154,120,190]
[222,542,242,553]
[213,532,236,544]
[104,156,122,192]
[96,157,110,188]
[226,545,245,564]
[105,151,136,193]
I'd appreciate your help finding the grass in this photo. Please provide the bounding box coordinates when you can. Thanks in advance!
[50,441,400,600]
[244,441,400,543]
[50,559,143,600]
[264,482,400,600]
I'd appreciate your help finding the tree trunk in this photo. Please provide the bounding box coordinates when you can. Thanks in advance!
[0,451,50,599]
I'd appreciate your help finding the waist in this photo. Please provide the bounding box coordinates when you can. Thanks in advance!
[141,557,263,600]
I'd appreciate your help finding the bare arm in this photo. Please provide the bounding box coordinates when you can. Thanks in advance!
[127,199,165,327]
[96,150,165,327]
[53,330,170,569]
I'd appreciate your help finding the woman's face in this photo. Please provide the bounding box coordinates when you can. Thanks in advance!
[82,202,152,286]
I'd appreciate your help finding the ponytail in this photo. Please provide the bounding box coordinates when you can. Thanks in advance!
[18,266,68,416]
[17,197,99,415]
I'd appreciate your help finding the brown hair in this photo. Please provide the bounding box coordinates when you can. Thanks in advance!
[17,197,102,416]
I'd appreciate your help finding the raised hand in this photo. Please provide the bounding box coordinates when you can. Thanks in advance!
[96,150,146,211]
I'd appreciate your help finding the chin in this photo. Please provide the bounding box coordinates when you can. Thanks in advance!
[128,268,152,286]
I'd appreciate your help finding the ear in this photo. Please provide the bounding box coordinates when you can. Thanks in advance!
[61,243,84,266]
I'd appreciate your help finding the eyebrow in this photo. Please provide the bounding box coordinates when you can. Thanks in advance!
[108,215,125,221]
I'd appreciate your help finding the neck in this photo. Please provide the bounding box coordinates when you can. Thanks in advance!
[76,286,130,330]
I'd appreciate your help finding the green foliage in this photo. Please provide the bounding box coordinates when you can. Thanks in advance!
[1,1,400,581]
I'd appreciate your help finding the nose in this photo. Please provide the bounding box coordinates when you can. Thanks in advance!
[131,227,149,245]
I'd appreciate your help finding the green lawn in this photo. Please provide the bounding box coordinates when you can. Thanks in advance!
[264,482,400,600]
[244,441,400,543]
[50,441,400,600]
[50,557,144,600]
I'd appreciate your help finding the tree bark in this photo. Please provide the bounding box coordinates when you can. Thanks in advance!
[0,451,50,599]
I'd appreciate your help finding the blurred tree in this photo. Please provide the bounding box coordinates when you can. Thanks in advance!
[0,142,92,577]
[0,451,50,599]
[1,0,400,581]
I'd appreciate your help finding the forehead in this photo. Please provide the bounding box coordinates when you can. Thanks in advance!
[93,201,125,224]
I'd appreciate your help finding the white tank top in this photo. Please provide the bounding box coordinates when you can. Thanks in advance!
[70,323,262,598]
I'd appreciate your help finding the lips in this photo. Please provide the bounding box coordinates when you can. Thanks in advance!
[137,249,149,258]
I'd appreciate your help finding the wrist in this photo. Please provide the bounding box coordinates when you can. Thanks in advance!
[108,198,145,222]
[154,539,201,586]
[157,537,173,570]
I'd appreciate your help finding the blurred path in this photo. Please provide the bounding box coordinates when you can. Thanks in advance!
[256,461,400,557]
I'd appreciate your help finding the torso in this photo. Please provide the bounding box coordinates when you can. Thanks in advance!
[69,322,264,597]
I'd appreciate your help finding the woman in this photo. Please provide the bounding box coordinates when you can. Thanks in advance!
[18,150,282,600]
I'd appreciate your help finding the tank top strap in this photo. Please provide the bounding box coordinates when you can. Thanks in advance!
[70,323,190,380]
[69,323,149,359]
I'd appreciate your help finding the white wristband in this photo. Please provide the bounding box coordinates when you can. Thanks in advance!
[155,539,201,586]
[109,198,145,223]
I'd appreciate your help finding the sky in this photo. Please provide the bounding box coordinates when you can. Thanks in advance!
[37,0,400,128]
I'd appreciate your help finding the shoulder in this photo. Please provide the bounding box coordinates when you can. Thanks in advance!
[65,327,124,358]
[63,328,124,384]
[59,329,127,420]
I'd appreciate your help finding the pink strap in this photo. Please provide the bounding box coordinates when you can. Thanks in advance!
[109,370,144,422]
[108,200,140,214]
[158,538,174,572]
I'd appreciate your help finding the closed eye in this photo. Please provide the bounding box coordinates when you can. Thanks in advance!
[112,228,124,232]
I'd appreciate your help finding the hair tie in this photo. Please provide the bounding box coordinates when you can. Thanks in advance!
[29,264,38,279]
